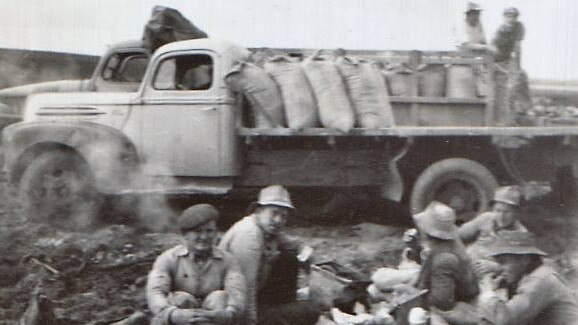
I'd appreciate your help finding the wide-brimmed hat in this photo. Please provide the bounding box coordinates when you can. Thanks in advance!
[492,186,521,206]
[413,201,459,240]
[179,203,219,233]
[487,231,547,257]
[466,2,482,13]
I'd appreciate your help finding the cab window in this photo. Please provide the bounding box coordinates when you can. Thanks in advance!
[153,54,213,91]
[102,52,148,83]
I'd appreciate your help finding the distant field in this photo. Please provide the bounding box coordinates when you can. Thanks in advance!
[0,48,99,89]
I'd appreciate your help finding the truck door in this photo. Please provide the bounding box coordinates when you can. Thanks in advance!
[137,51,225,176]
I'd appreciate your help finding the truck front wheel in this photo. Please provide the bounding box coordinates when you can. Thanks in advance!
[410,158,498,223]
[18,150,102,230]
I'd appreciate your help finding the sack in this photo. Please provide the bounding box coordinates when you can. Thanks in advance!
[264,56,319,129]
[142,6,208,53]
[225,62,285,128]
[302,54,354,132]
[336,57,395,128]
[446,65,476,98]
[382,64,413,96]
[418,64,446,97]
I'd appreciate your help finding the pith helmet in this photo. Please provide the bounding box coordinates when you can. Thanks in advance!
[466,2,482,13]
[179,203,219,233]
[504,7,519,17]
[256,185,295,209]
[413,201,459,240]
[487,231,547,257]
[492,186,521,206]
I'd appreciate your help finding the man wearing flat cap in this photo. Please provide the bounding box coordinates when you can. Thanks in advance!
[147,204,246,325]
[478,231,578,325]
[219,185,320,325]
[413,201,480,324]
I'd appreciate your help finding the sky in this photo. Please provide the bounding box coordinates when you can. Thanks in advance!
[0,0,576,80]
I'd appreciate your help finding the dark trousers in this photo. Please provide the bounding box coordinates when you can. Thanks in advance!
[257,250,321,325]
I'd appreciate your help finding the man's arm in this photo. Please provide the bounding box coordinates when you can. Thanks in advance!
[458,213,488,244]
[219,229,261,325]
[146,250,178,324]
[222,253,247,319]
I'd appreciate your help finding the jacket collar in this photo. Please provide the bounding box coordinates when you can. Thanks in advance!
[175,245,224,259]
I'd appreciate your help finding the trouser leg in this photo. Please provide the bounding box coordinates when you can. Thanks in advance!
[258,301,321,325]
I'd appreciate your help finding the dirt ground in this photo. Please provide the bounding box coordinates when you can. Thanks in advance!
[0,187,577,324]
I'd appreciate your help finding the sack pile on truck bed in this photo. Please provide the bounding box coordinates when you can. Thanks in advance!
[517,96,578,126]
[142,6,208,53]
[228,50,396,131]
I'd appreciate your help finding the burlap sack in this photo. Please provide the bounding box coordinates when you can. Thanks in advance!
[336,57,395,128]
[302,53,354,132]
[225,62,285,128]
[264,56,319,129]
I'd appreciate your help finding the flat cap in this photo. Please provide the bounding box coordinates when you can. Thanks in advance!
[179,204,219,232]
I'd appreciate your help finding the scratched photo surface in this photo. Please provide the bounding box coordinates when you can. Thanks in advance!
[0,1,577,324]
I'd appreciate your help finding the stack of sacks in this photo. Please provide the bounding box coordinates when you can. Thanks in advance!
[264,56,319,130]
[302,51,355,132]
[336,56,395,128]
[224,61,285,128]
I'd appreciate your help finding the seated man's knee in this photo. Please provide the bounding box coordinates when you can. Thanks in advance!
[169,291,199,309]
[203,290,229,310]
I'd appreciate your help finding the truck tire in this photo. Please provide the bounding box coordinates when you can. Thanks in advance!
[410,158,498,223]
[18,150,102,230]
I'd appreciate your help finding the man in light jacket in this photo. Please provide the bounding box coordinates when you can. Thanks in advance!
[219,185,320,325]
[147,204,246,325]
[478,231,578,325]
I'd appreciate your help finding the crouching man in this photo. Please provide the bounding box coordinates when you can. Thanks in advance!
[219,185,321,325]
[478,231,578,325]
[147,204,246,325]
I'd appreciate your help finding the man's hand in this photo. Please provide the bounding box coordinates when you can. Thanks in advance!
[194,309,234,324]
[473,259,502,278]
[169,308,209,325]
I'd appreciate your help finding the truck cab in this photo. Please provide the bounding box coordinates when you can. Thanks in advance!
[3,39,250,228]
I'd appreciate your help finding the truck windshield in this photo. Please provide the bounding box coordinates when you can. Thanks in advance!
[153,54,213,91]
[102,52,148,83]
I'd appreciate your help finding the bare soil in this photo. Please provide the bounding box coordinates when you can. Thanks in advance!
[0,188,576,324]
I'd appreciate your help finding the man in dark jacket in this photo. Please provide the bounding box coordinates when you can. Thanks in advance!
[413,201,480,324]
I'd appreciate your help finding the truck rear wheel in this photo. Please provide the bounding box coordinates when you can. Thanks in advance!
[410,158,498,223]
[18,150,102,230]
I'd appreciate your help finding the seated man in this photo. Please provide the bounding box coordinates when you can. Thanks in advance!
[478,231,578,325]
[460,186,529,278]
[219,185,321,325]
[147,204,245,325]
[413,202,480,325]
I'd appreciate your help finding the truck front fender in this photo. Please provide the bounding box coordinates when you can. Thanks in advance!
[2,121,140,193]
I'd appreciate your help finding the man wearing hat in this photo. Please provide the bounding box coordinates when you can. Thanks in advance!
[219,185,320,325]
[493,7,525,66]
[459,186,527,245]
[478,231,578,325]
[413,202,480,324]
[457,2,493,52]
[147,204,246,325]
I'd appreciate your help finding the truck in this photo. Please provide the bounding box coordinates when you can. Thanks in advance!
[0,40,149,121]
[3,38,578,228]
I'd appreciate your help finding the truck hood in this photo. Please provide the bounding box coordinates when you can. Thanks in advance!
[24,92,138,121]
[0,79,91,98]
